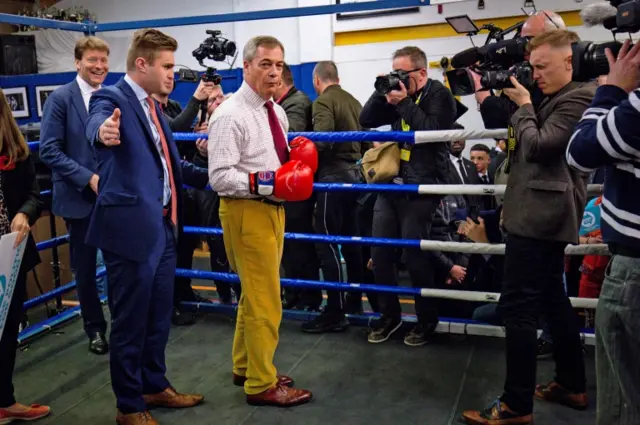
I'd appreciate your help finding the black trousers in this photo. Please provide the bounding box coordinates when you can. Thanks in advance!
[174,188,236,306]
[314,190,364,313]
[371,193,440,325]
[0,269,26,408]
[499,234,586,414]
[66,215,107,336]
[282,195,322,309]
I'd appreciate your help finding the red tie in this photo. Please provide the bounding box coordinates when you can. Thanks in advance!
[146,97,178,227]
[264,100,289,165]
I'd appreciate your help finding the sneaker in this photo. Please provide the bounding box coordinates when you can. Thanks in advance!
[367,316,402,344]
[535,381,588,410]
[462,399,533,425]
[404,323,436,347]
[536,338,553,359]
[301,311,349,333]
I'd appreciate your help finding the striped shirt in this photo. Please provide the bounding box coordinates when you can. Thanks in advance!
[566,84,640,249]
[207,81,289,198]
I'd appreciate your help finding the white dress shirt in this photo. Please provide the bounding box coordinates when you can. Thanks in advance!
[450,153,467,183]
[124,75,171,206]
[207,81,289,198]
[76,75,99,110]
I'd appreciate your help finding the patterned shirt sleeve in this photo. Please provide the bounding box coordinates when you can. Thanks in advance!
[207,112,250,197]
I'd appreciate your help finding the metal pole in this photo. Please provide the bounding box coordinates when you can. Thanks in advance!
[48,212,62,311]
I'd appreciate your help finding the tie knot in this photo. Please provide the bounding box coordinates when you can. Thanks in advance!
[264,100,274,110]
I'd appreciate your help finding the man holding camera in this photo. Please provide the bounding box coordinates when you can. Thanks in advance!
[567,39,640,425]
[462,29,595,425]
[359,46,457,346]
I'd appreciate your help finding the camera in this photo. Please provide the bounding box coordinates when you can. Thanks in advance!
[481,62,534,90]
[374,70,411,95]
[202,66,222,85]
[192,30,237,67]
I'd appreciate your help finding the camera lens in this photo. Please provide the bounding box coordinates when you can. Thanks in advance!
[374,76,392,95]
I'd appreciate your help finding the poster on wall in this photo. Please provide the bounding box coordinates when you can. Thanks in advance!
[36,85,63,118]
[0,232,27,341]
[2,87,29,119]
[336,0,420,20]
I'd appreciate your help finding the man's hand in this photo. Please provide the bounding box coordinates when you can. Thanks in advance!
[194,79,215,101]
[196,138,207,157]
[385,81,408,105]
[89,174,99,194]
[459,217,490,243]
[193,121,208,134]
[605,39,640,93]
[503,77,532,107]
[448,265,467,284]
[99,108,121,146]
[11,212,30,248]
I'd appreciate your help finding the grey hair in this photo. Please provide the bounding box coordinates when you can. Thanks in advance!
[243,36,285,62]
[313,61,339,83]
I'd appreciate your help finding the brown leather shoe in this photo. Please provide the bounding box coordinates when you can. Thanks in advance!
[535,381,588,410]
[115,410,158,425]
[142,386,204,409]
[246,384,312,407]
[232,373,294,388]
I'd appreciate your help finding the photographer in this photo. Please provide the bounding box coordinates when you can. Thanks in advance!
[473,10,566,129]
[462,29,596,425]
[359,46,457,345]
[567,39,640,425]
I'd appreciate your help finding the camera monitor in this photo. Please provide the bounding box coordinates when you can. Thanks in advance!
[445,15,480,34]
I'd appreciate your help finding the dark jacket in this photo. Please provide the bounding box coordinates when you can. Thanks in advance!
[278,86,313,132]
[313,84,364,182]
[2,154,44,273]
[430,194,468,272]
[479,85,546,129]
[503,81,597,244]
[359,78,457,184]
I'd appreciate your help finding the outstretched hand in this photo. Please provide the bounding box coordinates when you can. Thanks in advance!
[99,108,121,146]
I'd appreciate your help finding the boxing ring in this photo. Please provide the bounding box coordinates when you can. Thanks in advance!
[19,127,606,346]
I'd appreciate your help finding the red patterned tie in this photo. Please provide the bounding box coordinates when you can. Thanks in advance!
[146,97,178,227]
[264,100,289,165]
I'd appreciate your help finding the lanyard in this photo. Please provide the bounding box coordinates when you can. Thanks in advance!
[400,80,431,132]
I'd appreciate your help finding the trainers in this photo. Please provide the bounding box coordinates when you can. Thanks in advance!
[462,399,533,425]
[404,323,436,347]
[367,316,402,344]
[301,311,349,333]
[535,381,588,410]
[536,338,553,359]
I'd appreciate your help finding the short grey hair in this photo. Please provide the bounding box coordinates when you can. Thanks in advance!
[313,61,339,83]
[243,36,285,62]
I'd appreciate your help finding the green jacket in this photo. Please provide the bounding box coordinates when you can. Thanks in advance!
[313,85,368,171]
[278,86,312,132]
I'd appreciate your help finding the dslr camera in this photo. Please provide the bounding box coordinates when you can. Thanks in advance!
[374,70,411,95]
[192,30,237,68]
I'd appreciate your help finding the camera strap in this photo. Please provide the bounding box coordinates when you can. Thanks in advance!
[400,80,431,162]
[504,124,516,174]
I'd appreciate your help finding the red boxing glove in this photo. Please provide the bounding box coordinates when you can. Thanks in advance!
[249,160,314,202]
[289,136,318,173]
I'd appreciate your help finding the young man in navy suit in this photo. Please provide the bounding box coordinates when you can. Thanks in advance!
[85,29,208,425]
[40,36,110,355]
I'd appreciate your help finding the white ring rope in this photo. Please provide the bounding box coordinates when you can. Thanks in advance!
[413,129,509,143]
[415,184,603,196]
[418,240,610,256]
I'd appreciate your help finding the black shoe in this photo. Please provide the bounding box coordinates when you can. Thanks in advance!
[301,311,349,333]
[172,307,196,326]
[88,331,109,355]
[536,338,553,359]
[367,316,402,344]
[404,322,437,347]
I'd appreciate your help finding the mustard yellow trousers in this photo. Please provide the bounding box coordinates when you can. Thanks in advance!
[219,198,285,395]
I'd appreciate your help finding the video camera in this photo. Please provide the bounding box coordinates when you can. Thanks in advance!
[192,30,237,68]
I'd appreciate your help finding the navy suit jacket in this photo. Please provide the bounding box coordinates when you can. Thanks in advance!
[84,77,208,263]
[40,79,97,219]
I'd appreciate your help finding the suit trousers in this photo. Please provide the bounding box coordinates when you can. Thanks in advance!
[66,215,106,336]
[499,234,586,415]
[219,198,284,395]
[103,218,175,414]
[0,269,26,408]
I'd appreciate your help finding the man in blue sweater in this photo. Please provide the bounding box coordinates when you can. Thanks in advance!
[566,39,640,425]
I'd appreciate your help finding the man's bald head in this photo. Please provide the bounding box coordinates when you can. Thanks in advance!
[522,10,566,37]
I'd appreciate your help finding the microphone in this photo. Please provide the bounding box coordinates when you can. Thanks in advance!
[451,47,481,69]
[580,2,618,28]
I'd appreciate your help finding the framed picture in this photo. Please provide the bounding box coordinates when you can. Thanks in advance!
[36,85,62,118]
[2,87,29,119]
[336,0,420,21]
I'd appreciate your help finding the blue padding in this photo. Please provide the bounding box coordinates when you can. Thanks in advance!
[23,267,106,311]
[184,226,419,249]
[36,235,69,251]
[175,268,421,296]
[172,131,415,143]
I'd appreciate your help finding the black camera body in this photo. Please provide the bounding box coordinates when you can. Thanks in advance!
[202,66,222,85]
[374,70,411,95]
[193,30,237,67]
[481,61,534,90]
[608,0,640,33]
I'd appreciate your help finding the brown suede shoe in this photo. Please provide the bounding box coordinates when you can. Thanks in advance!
[462,399,533,425]
[142,386,204,409]
[115,410,158,425]
[535,381,588,410]
[246,384,312,407]
[232,373,294,388]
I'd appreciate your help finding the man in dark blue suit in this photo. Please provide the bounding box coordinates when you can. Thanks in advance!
[85,29,207,425]
[40,36,111,355]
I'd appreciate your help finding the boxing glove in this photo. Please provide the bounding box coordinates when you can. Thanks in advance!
[249,160,314,202]
[289,136,318,173]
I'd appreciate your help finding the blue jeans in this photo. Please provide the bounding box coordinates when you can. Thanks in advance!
[96,249,108,297]
[595,255,640,425]
[472,303,502,325]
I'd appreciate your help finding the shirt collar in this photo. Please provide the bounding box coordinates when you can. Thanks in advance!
[76,75,99,95]
[124,74,150,102]
[239,80,273,110]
